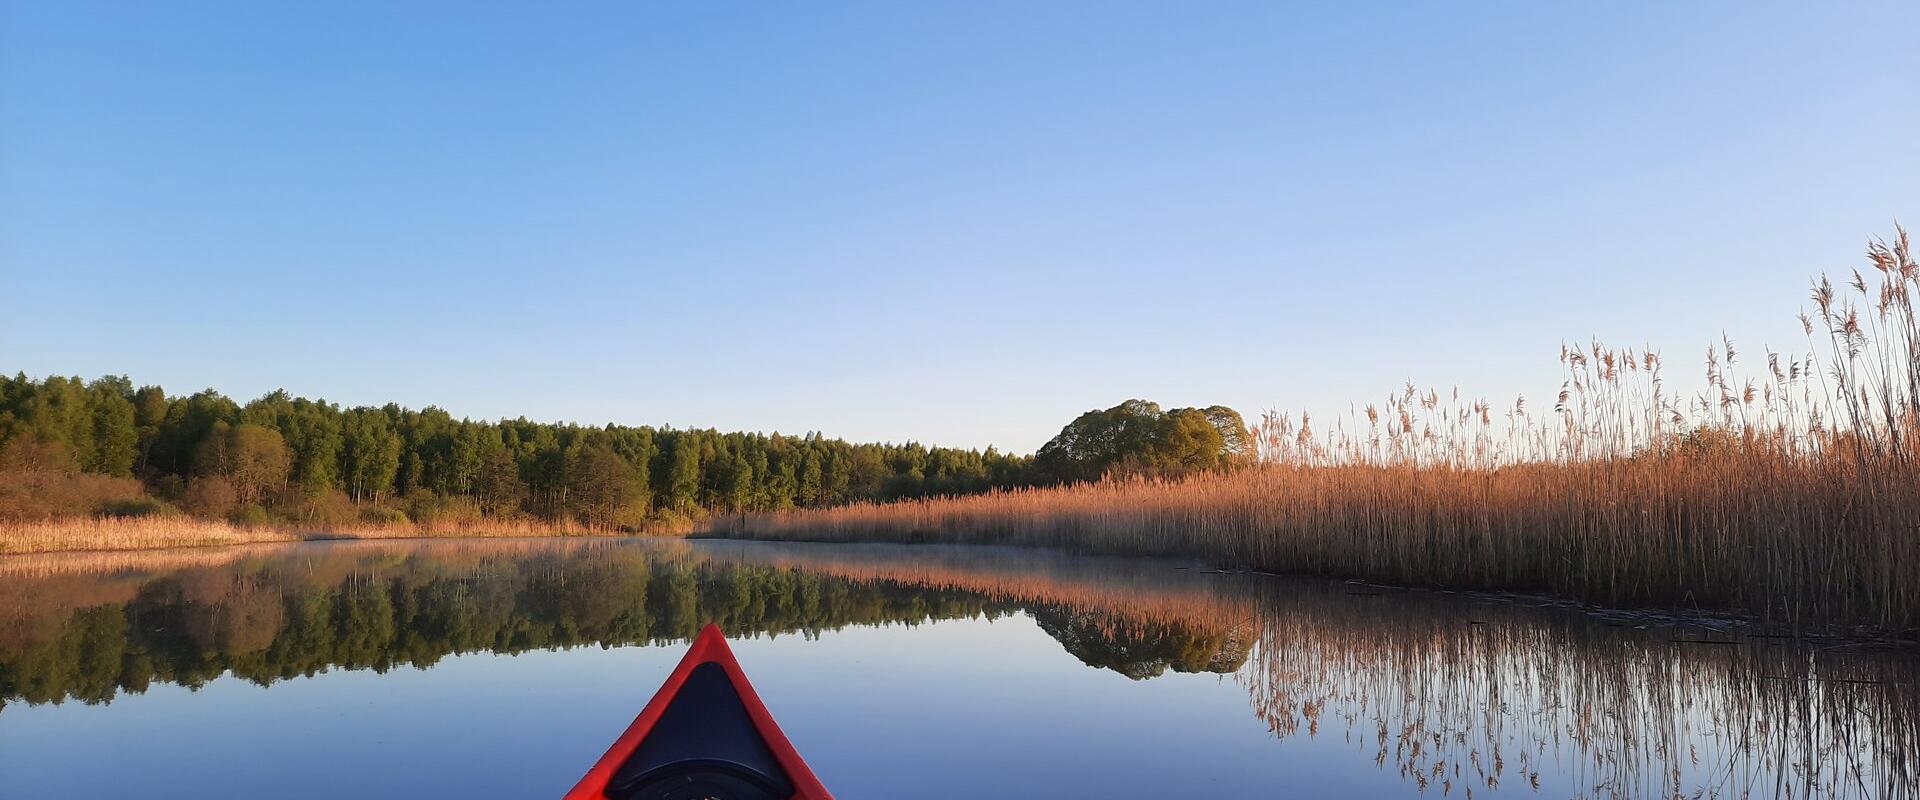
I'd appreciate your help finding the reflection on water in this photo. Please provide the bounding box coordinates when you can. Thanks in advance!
[1240,585,1919,800]
[0,540,1018,706]
[1,538,1914,798]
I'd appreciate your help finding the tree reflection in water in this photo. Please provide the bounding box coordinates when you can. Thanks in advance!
[0,538,1913,798]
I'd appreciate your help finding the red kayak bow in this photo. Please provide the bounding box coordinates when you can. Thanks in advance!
[565,624,833,800]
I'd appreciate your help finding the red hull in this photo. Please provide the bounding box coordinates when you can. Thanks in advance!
[564,624,832,800]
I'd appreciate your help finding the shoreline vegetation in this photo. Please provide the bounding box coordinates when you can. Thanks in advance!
[0,369,1032,554]
[0,515,645,555]
[7,225,1919,637]
[724,226,1920,636]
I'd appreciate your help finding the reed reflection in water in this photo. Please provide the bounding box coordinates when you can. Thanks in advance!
[0,538,1912,798]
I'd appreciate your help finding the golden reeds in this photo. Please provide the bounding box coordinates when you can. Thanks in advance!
[727,226,1920,633]
[0,516,299,554]
[0,515,688,556]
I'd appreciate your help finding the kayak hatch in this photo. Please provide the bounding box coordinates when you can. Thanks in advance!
[565,624,833,800]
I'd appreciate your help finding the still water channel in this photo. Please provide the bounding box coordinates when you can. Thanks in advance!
[0,537,1913,798]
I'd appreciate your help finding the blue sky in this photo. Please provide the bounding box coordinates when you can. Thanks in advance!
[3,2,1915,452]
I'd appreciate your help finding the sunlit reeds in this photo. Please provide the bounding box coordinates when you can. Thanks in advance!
[0,516,299,554]
[728,226,1920,633]
[0,514,686,556]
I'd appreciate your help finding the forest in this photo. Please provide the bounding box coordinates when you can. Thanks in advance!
[0,375,1033,531]
[0,370,1252,540]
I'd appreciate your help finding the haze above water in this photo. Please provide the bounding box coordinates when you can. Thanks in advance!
[0,538,1913,799]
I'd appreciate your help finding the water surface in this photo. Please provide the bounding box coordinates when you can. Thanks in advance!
[0,538,1913,798]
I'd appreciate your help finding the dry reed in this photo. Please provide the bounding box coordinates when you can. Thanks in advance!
[726,226,1920,633]
[0,516,299,554]
[0,515,687,556]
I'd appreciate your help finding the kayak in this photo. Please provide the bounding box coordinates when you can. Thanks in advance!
[564,624,833,800]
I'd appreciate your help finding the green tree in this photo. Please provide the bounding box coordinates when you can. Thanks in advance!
[342,410,401,502]
[1151,408,1222,468]
[1034,399,1165,481]
[194,422,292,505]
[662,432,702,511]
[131,385,169,475]
[474,445,526,517]
[245,392,344,495]
[1200,406,1252,458]
[1035,399,1246,481]
[149,389,240,479]
[797,450,824,507]
[84,377,138,477]
[565,440,641,527]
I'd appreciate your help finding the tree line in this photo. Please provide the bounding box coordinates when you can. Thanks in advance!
[0,374,1033,529]
[0,373,1251,531]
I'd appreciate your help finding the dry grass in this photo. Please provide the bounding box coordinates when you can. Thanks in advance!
[0,515,690,556]
[0,516,299,554]
[727,226,1920,633]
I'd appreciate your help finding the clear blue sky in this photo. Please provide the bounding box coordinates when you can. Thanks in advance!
[3,2,1915,453]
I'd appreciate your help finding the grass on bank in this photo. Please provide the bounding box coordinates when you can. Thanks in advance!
[0,446,700,554]
[0,514,674,555]
[725,226,1920,633]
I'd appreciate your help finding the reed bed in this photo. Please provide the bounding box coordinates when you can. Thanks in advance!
[0,515,677,556]
[0,535,663,577]
[0,516,299,554]
[0,545,267,579]
[727,226,1920,634]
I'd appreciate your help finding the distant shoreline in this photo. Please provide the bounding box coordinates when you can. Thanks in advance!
[0,516,668,556]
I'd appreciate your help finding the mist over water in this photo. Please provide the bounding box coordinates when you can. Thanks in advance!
[0,538,1912,798]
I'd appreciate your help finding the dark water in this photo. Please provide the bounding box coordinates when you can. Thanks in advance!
[0,538,1914,799]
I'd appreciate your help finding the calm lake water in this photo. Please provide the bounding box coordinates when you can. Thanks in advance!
[0,537,1914,799]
